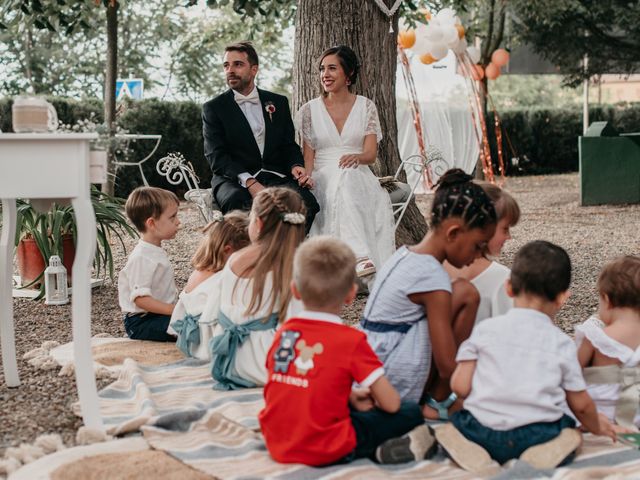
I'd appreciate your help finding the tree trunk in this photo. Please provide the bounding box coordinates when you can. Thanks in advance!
[292,0,427,246]
[104,2,118,196]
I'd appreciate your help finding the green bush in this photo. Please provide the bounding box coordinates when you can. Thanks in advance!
[494,103,640,175]
[2,96,639,189]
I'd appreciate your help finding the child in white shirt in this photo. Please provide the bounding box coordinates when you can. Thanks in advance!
[437,241,616,475]
[576,255,640,431]
[445,181,520,323]
[118,187,180,342]
[168,211,250,359]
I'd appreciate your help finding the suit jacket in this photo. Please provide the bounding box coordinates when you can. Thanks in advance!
[202,88,304,189]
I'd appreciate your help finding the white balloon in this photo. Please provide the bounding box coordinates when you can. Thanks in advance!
[442,25,459,46]
[425,24,444,43]
[436,8,457,25]
[411,25,431,54]
[453,37,468,54]
[430,43,449,60]
[467,45,481,64]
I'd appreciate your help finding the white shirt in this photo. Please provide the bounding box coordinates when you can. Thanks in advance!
[233,86,286,187]
[118,240,178,314]
[458,308,586,430]
[470,261,513,324]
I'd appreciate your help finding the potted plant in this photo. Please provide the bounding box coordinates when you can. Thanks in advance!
[7,187,138,296]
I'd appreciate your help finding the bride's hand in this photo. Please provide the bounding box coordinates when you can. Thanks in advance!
[339,154,361,169]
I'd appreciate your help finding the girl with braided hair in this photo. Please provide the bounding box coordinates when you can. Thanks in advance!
[209,187,306,390]
[168,211,250,359]
[361,169,497,420]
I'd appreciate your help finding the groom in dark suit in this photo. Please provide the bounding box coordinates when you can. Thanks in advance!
[202,41,319,231]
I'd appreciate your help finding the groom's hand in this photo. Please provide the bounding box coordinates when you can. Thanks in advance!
[291,166,314,189]
[246,179,265,198]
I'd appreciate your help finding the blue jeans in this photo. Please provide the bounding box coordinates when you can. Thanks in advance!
[123,312,175,342]
[451,409,577,465]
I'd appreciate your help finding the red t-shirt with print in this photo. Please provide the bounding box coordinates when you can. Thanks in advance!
[258,314,384,466]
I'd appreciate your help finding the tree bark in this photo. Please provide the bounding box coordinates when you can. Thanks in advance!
[104,2,118,196]
[292,0,428,245]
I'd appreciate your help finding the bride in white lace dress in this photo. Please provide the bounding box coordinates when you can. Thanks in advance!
[294,45,395,277]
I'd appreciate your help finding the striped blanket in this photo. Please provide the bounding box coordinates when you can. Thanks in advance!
[78,358,263,435]
[141,408,640,480]
[90,358,640,479]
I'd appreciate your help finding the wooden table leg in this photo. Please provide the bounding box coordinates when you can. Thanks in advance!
[0,199,20,387]
[71,197,103,430]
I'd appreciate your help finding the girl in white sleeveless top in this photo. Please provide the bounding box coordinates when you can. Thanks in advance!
[168,211,249,359]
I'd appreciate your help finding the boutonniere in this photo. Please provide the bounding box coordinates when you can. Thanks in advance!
[264,101,276,122]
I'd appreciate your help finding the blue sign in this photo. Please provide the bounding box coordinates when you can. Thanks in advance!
[116,78,144,100]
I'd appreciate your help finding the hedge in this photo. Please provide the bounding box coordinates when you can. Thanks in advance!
[2,97,639,195]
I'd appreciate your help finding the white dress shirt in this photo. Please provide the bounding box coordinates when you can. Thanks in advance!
[457,308,586,430]
[234,87,286,187]
[117,240,178,314]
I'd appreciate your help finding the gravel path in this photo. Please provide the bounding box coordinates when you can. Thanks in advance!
[1,173,639,454]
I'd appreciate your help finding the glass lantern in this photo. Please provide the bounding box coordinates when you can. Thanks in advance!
[44,255,69,305]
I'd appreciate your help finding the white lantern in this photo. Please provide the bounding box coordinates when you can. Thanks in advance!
[44,255,69,305]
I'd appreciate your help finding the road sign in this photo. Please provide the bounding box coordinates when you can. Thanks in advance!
[116,78,144,100]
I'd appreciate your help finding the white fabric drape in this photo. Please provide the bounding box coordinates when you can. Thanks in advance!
[396,51,480,192]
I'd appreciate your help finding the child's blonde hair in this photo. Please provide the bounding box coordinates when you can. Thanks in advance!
[293,236,356,308]
[191,211,250,272]
[238,187,306,322]
[476,181,520,226]
[125,186,179,233]
[598,256,640,313]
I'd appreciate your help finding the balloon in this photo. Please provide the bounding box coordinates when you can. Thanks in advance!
[397,29,416,49]
[429,43,449,60]
[471,64,484,81]
[419,8,432,21]
[442,25,459,45]
[425,24,444,43]
[491,48,510,67]
[467,46,481,64]
[456,24,465,39]
[412,25,432,54]
[420,53,437,65]
[436,7,457,25]
[485,62,501,80]
[452,37,468,54]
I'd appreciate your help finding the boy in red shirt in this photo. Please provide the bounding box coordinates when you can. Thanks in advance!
[259,236,435,465]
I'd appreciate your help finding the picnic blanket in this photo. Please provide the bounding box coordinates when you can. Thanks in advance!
[140,408,640,480]
[76,357,263,436]
[48,337,185,377]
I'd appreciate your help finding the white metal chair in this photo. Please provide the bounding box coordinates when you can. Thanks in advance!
[156,152,218,223]
[113,134,162,186]
[387,153,449,230]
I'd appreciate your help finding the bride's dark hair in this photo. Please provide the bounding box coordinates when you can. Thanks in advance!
[318,45,360,92]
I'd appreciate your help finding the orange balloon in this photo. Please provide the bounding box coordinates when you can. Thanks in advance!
[470,64,484,80]
[397,29,416,49]
[420,53,437,65]
[491,48,510,67]
[455,24,465,39]
[485,62,501,80]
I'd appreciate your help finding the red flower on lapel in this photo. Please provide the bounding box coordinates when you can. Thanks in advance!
[264,101,276,122]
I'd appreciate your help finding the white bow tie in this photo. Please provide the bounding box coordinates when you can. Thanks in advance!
[234,90,260,106]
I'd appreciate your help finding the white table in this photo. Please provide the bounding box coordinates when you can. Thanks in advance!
[0,133,103,430]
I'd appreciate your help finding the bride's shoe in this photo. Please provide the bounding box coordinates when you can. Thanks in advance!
[356,257,376,278]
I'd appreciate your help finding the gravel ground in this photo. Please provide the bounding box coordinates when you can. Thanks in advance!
[1,172,639,455]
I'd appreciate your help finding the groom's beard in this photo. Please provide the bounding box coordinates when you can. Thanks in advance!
[227,75,251,92]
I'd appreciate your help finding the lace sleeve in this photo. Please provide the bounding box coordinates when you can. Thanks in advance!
[364,98,383,143]
[294,102,316,150]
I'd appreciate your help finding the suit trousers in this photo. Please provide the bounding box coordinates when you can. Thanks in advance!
[213,171,319,234]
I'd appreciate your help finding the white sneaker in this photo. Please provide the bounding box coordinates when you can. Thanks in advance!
[519,428,581,469]
[435,424,501,475]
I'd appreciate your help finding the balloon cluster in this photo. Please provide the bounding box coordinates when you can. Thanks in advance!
[397,8,510,81]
